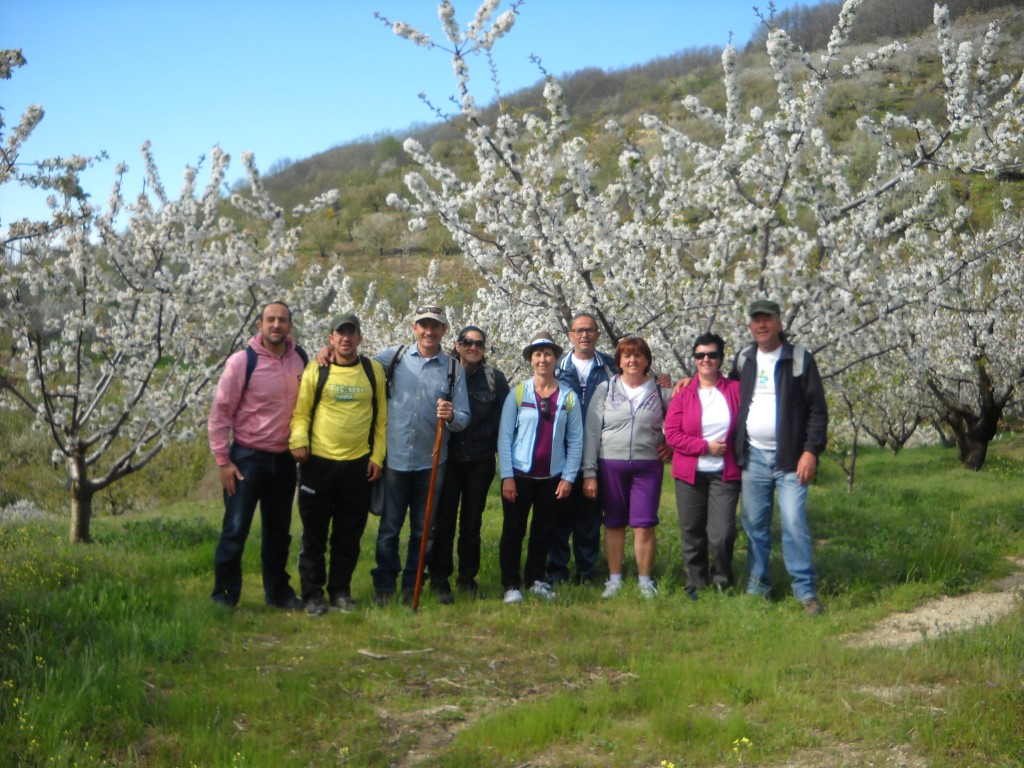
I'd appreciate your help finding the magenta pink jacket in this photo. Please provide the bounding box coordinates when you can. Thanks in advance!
[664,377,741,484]
[207,334,305,465]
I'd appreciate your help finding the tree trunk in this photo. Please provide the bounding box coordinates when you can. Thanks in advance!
[952,430,990,472]
[69,489,94,543]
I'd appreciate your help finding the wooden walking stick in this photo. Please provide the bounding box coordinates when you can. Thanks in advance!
[412,414,446,611]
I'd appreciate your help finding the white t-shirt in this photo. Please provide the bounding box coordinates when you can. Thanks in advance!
[745,346,782,451]
[571,354,596,397]
[697,386,730,473]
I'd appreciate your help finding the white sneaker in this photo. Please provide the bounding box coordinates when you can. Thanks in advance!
[503,589,524,604]
[639,580,658,598]
[602,578,623,599]
[529,581,557,600]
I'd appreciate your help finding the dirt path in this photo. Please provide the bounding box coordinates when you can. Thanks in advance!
[845,556,1024,649]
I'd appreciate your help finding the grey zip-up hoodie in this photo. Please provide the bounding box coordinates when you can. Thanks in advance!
[581,376,672,478]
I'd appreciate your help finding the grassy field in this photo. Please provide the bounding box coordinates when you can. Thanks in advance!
[2,436,1023,767]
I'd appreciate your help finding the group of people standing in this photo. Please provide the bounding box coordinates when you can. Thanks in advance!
[206,297,828,616]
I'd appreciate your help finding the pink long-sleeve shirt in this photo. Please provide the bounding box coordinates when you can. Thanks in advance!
[664,377,741,484]
[207,334,305,465]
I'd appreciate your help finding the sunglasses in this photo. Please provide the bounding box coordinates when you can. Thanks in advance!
[539,397,553,421]
[459,339,486,349]
[416,305,444,315]
[693,351,722,360]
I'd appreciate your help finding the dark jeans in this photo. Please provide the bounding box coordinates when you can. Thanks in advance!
[372,464,446,594]
[212,444,298,605]
[296,454,372,601]
[500,475,565,590]
[546,476,601,583]
[429,455,495,588]
[675,473,739,592]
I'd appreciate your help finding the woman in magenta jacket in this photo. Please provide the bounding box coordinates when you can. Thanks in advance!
[664,332,741,599]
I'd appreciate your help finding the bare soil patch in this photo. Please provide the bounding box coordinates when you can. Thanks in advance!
[846,556,1024,649]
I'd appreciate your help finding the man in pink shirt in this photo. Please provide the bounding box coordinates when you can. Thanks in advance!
[208,301,306,609]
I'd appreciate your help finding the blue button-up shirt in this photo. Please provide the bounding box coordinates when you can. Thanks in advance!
[375,345,471,472]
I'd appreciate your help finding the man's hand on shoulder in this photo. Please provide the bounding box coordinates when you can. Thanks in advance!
[314,345,333,366]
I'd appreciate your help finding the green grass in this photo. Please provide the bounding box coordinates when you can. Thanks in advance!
[2,438,1024,767]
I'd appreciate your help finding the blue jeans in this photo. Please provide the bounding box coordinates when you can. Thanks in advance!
[740,446,817,601]
[212,444,298,605]
[372,464,446,594]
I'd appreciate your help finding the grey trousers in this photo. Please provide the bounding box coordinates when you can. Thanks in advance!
[675,473,739,592]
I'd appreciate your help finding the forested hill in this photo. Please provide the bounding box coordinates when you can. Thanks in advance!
[258,0,1024,300]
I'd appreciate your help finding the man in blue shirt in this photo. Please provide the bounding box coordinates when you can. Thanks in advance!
[372,306,471,605]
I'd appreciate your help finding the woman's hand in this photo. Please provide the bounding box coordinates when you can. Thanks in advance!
[502,478,517,502]
[582,477,598,499]
[555,480,573,500]
[705,439,727,457]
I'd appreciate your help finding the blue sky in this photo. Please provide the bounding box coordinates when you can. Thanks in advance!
[1,0,811,225]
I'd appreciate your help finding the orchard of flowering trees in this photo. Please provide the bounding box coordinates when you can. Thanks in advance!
[2,1,1023,542]
[383,0,1024,473]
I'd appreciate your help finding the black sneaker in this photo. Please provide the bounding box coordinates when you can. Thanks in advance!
[374,592,392,608]
[456,578,479,597]
[211,591,237,608]
[330,594,357,613]
[270,595,304,611]
[433,581,455,605]
[305,596,329,617]
[401,588,415,606]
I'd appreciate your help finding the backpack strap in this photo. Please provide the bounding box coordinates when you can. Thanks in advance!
[243,343,309,392]
[384,344,407,400]
[307,364,330,442]
[359,355,379,453]
[483,364,497,398]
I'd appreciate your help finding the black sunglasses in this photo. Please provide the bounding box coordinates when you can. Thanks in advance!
[539,397,553,421]
[416,305,444,315]
[459,339,486,349]
[693,351,722,360]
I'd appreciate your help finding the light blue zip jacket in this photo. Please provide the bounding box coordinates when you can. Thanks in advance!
[498,379,583,483]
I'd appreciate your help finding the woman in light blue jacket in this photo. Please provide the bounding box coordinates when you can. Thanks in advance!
[497,331,583,604]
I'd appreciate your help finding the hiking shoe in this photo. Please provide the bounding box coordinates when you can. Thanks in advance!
[211,591,237,608]
[330,595,357,613]
[639,581,659,599]
[436,589,455,605]
[270,595,304,611]
[529,581,556,600]
[456,578,479,596]
[802,597,825,616]
[503,588,524,604]
[305,596,329,617]
[373,592,392,608]
[401,588,415,606]
[601,579,623,599]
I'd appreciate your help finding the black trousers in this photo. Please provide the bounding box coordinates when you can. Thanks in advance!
[296,454,372,601]
[429,455,496,588]
[499,475,565,590]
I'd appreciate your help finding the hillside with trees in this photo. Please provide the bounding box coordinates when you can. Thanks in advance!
[265,0,1024,306]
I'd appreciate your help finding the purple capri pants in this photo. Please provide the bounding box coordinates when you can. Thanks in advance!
[597,459,663,529]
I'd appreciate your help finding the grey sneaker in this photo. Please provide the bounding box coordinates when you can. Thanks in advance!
[503,588,524,604]
[529,581,556,600]
[330,595,357,613]
[802,597,825,616]
[639,580,658,599]
[305,596,329,617]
